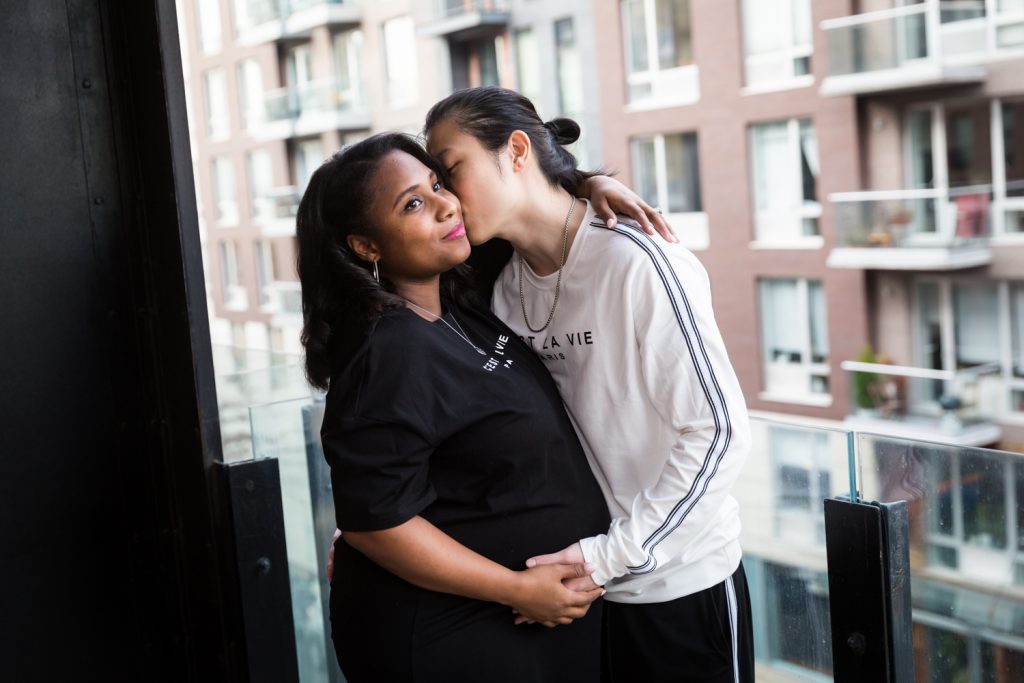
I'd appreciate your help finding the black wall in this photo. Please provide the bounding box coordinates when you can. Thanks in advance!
[0,1,235,679]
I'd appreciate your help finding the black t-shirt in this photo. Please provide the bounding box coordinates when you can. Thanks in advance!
[321,301,609,570]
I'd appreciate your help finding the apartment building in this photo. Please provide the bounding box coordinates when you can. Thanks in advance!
[592,0,1024,451]
[587,2,1024,681]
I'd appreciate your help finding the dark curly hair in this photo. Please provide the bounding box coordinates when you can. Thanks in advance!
[423,86,604,196]
[296,133,476,390]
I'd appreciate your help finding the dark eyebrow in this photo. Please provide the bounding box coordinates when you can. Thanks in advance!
[391,171,437,210]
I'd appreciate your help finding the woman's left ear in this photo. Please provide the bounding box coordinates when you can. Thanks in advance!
[508,130,531,172]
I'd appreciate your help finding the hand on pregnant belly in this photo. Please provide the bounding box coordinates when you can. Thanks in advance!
[508,563,604,628]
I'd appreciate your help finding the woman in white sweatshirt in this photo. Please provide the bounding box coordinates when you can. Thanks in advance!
[424,87,755,683]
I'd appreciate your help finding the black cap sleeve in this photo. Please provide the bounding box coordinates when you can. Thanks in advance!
[322,415,436,531]
[321,314,439,531]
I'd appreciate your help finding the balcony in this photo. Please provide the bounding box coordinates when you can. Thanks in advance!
[235,0,360,47]
[256,80,369,140]
[841,360,1002,447]
[253,186,300,236]
[820,2,987,97]
[826,189,993,270]
[419,0,510,41]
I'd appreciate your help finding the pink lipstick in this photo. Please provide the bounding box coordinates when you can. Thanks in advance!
[443,223,466,240]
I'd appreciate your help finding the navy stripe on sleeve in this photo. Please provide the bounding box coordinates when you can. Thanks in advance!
[595,221,733,575]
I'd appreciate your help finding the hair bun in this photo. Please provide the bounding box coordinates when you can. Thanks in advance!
[544,117,581,146]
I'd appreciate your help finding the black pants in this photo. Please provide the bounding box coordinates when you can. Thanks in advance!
[601,562,754,683]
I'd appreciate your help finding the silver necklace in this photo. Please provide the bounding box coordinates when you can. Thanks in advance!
[518,195,576,333]
[403,299,487,356]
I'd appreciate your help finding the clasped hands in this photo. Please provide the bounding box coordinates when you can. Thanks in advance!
[512,542,602,628]
[326,530,602,629]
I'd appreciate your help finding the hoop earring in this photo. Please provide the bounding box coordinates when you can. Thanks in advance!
[372,260,379,282]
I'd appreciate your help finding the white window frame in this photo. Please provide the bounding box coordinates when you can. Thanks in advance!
[630,132,708,250]
[903,99,1024,243]
[758,278,832,407]
[211,155,239,226]
[196,0,223,55]
[749,118,823,249]
[254,239,275,310]
[333,29,365,111]
[912,275,1024,422]
[621,0,699,109]
[740,0,814,94]
[219,240,248,310]
[514,27,541,111]
[246,148,275,222]
[203,68,230,140]
[237,59,264,131]
[382,15,419,109]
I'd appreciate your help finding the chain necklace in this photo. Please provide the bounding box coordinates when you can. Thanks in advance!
[402,299,487,356]
[518,195,576,333]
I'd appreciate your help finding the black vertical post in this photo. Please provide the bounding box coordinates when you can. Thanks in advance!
[215,459,301,683]
[824,497,915,683]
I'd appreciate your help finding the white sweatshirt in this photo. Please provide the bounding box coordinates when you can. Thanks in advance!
[491,201,751,604]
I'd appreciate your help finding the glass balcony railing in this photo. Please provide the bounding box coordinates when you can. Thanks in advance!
[224,362,1024,682]
[821,1,991,96]
[842,360,1003,446]
[856,433,1024,681]
[421,0,510,40]
[827,189,993,269]
[440,0,509,18]
[235,0,360,42]
[263,81,366,128]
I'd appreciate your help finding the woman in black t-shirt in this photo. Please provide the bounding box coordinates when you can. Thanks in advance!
[296,133,611,682]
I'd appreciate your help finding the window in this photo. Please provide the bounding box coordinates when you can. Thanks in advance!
[1001,100,1024,233]
[749,118,820,243]
[237,59,263,130]
[254,240,274,308]
[284,42,311,91]
[952,283,999,369]
[621,0,697,106]
[232,0,279,34]
[1012,284,1024,379]
[333,30,364,110]
[293,139,323,192]
[477,37,501,88]
[944,102,992,192]
[996,0,1024,49]
[759,278,830,402]
[211,156,238,225]
[914,278,1021,417]
[631,132,701,214]
[514,28,541,110]
[246,149,274,221]
[197,0,222,55]
[203,68,229,139]
[741,0,812,89]
[555,19,582,118]
[382,16,418,109]
[219,240,247,309]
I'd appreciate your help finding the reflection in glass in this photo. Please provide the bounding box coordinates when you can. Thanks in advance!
[961,453,1006,550]
[920,626,969,683]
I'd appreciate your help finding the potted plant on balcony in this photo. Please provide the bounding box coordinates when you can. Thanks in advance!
[853,345,882,417]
